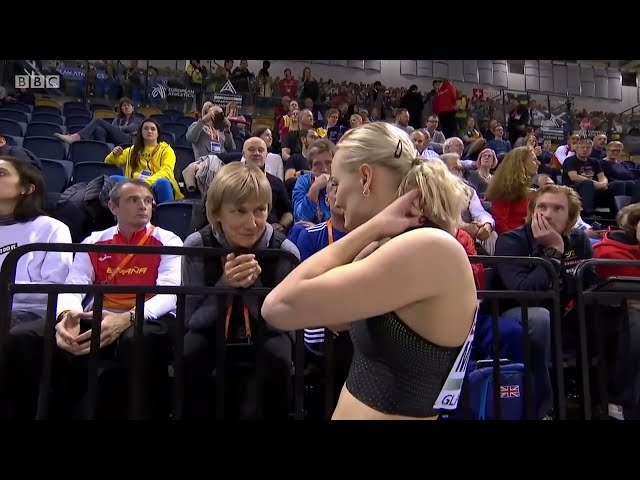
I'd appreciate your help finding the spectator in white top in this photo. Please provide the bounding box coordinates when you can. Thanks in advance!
[249,127,284,181]
[443,137,475,169]
[410,130,439,160]
[0,156,72,328]
[9,179,183,420]
[551,133,580,167]
[441,153,497,254]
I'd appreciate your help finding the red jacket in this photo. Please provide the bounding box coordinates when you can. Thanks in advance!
[592,229,640,278]
[491,197,530,234]
[456,229,485,289]
[433,80,457,115]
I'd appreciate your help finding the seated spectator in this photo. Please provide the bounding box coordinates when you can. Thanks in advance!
[349,114,363,129]
[242,137,293,233]
[393,108,414,134]
[443,136,478,168]
[231,115,251,150]
[593,203,640,278]
[441,153,496,254]
[486,125,511,157]
[105,118,183,203]
[600,140,640,204]
[460,116,481,145]
[0,131,41,170]
[182,162,300,419]
[562,137,627,215]
[485,146,539,234]
[315,108,339,139]
[423,115,446,151]
[55,97,142,146]
[282,109,315,162]
[185,102,235,159]
[277,99,298,138]
[284,128,318,181]
[411,130,439,160]
[592,202,640,415]
[590,134,607,161]
[295,179,347,261]
[532,173,605,244]
[456,228,485,289]
[0,156,72,328]
[551,133,579,169]
[250,127,284,181]
[494,184,594,419]
[292,139,335,224]
[466,148,497,196]
[9,179,183,420]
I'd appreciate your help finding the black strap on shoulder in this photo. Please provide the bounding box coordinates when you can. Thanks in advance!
[268,229,287,249]
[199,225,223,287]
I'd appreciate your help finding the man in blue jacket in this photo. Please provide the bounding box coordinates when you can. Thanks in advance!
[292,138,335,224]
[493,183,596,419]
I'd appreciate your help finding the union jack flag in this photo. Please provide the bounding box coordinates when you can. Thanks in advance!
[500,385,520,398]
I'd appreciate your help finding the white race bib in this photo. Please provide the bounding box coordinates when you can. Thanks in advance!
[432,306,478,411]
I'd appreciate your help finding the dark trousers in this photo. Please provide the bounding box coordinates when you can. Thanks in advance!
[437,110,458,139]
[7,314,174,420]
[78,118,132,145]
[183,328,293,419]
[571,180,627,213]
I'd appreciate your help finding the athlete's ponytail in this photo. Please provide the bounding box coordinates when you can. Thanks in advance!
[398,158,470,235]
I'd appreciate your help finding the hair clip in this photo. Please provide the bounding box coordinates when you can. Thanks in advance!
[394,139,403,158]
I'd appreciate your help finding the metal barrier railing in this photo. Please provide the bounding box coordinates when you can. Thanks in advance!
[0,242,300,420]
[574,259,640,420]
[0,244,576,420]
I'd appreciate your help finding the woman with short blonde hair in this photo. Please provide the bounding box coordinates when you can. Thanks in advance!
[182,161,300,419]
[262,122,478,420]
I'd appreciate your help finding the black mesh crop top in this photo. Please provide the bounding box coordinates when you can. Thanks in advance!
[345,222,468,418]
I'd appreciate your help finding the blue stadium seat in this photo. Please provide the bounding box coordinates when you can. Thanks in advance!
[46,192,61,213]
[150,114,171,127]
[0,109,30,124]
[0,119,26,137]
[64,108,91,119]
[67,125,84,134]
[33,105,62,116]
[89,103,113,112]
[615,195,632,211]
[163,109,183,120]
[172,146,195,183]
[176,116,195,128]
[63,101,88,113]
[69,140,112,164]
[160,132,176,145]
[73,162,122,184]
[25,121,65,138]
[2,134,23,147]
[1,102,32,113]
[23,136,68,160]
[66,115,91,127]
[153,201,195,240]
[163,122,187,140]
[31,113,64,125]
[41,158,73,193]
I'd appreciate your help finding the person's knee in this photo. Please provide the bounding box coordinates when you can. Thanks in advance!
[525,307,551,346]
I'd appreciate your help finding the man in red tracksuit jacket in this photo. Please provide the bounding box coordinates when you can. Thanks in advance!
[432,79,458,139]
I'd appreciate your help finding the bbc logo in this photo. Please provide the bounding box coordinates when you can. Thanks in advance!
[15,74,60,89]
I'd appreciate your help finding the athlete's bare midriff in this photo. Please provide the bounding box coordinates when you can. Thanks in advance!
[331,384,439,421]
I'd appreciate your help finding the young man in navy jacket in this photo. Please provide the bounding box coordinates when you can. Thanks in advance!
[493,184,596,419]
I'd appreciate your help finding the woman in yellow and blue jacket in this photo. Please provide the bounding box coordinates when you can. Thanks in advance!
[104,118,184,203]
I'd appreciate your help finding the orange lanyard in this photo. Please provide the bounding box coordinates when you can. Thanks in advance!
[219,257,251,340]
[327,218,334,244]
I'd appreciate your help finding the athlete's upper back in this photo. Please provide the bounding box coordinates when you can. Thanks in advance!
[346,223,476,418]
